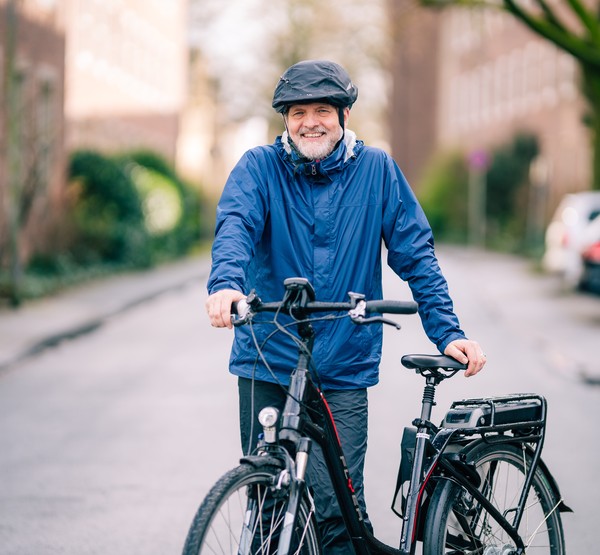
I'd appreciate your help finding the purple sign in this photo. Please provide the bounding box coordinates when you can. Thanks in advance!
[468,150,489,170]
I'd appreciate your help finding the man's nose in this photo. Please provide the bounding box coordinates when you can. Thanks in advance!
[303,112,319,127]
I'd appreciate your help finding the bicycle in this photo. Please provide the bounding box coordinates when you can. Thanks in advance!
[183,277,571,555]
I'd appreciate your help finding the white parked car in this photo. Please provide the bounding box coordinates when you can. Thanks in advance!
[542,191,600,287]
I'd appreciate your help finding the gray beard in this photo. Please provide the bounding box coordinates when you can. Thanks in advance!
[281,129,357,163]
[294,129,343,161]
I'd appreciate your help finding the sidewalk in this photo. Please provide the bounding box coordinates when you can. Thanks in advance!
[0,255,211,371]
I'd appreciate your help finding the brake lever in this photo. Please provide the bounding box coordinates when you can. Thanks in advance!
[232,298,250,326]
[232,290,260,327]
[351,314,401,330]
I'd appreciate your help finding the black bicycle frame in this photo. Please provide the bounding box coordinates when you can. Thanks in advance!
[275,359,555,555]
[280,365,552,555]
[256,298,554,555]
[276,317,413,555]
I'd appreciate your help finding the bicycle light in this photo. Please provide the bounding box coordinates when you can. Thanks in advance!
[258,407,279,443]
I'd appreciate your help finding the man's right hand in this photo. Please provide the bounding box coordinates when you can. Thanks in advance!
[206,289,246,329]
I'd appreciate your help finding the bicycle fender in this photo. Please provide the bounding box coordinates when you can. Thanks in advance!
[534,454,573,513]
[240,455,286,470]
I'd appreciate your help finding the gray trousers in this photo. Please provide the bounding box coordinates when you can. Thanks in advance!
[238,377,372,555]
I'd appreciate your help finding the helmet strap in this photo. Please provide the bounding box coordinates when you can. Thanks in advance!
[338,106,345,131]
[335,106,346,149]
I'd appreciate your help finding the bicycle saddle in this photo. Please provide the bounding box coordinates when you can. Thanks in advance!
[401,354,467,371]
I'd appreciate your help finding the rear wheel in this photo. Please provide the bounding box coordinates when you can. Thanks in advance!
[182,463,321,554]
[423,442,565,554]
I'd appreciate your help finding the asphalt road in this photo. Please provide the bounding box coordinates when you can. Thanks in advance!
[0,247,598,554]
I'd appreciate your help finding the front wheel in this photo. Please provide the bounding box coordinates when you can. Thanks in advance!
[182,463,321,554]
[423,442,565,555]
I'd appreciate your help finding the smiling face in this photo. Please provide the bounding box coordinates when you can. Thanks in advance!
[285,102,349,160]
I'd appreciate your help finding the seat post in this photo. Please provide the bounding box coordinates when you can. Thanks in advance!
[401,374,439,551]
[419,375,438,422]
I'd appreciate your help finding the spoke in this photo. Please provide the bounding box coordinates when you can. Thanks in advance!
[292,505,315,555]
[525,498,563,550]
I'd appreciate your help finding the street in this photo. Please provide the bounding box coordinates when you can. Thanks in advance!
[0,247,598,554]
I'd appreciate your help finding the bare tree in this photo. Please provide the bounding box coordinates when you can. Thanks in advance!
[1,0,59,305]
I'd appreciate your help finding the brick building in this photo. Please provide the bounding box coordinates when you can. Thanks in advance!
[389,3,589,219]
[64,0,188,162]
[388,2,441,188]
[1,0,190,277]
[0,0,66,266]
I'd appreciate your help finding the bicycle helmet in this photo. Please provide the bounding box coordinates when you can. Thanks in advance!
[272,60,358,113]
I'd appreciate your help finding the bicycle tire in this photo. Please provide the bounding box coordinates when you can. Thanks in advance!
[182,462,322,555]
[423,442,565,555]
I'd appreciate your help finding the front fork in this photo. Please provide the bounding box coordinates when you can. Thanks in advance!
[255,413,314,555]
[276,438,313,554]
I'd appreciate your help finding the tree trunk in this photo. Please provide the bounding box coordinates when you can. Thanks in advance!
[1,0,24,306]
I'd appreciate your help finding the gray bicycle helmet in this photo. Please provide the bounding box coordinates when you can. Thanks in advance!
[272,60,358,113]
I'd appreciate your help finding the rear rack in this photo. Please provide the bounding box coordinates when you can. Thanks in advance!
[441,393,546,436]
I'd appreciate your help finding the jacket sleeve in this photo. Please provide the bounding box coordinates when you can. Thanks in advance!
[381,158,466,353]
[207,149,269,295]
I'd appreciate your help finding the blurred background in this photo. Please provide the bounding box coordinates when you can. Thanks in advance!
[2,0,600,305]
[2,2,600,554]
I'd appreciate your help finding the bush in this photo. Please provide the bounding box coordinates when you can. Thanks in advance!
[68,150,152,267]
[417,150,470,244]
[118,150,203,260]
[417,133,540,253]
[67,149,204,269]
[1,148,206,303]
[485,133,539,252]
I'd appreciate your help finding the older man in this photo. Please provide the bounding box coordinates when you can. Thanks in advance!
[205,59,486,554]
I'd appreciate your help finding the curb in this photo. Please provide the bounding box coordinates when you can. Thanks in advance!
[0,257,210,372]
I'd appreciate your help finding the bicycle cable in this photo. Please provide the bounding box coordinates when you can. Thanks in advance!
[243,308,349,455]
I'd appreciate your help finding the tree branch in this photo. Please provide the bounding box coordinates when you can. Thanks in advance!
[565,0,600,45]
[504,0,600,69]
[533,0,569,34]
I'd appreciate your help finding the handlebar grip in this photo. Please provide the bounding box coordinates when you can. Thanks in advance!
[365,300,418,315]
[231,299,249,317]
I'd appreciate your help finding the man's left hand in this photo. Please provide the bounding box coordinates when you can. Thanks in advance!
[444,339,487,377]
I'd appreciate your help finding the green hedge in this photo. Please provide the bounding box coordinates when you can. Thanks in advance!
[417,133,539,252]
[68,150,152,267]
[118,150,204,260]
[0,149,205,303]
[67,149,203,268]
[485,133,539,252]
[417,150,470,244]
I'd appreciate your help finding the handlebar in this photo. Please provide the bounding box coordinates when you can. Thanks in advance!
[232,299,418,316]
[231,279,418,328]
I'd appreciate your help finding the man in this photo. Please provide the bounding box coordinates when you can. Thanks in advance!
[206,60,486,554]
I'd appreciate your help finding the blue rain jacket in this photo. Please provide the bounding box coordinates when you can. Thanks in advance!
[207,131,466,389]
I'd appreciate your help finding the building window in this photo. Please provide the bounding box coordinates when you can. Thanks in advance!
[480,65,493,124]
[539,44,556,106]
[493,54,508,121]
[558,52,578,100]
[523,42,540,109]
